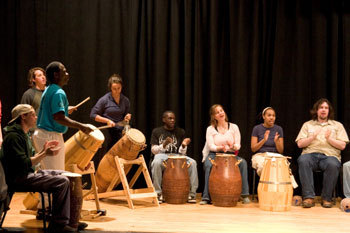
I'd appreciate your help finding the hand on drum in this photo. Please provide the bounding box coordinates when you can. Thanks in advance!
[182,138,191,147]
[80,124,93,135]
[124,113,132,122]
[44,140,61,156]
[107,120,116,127]
[163,137,173,147]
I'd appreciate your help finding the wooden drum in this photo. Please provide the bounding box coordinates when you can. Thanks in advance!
[209,154,242,207]
[95,128,146,193]
[258,154,293,211]
[62,172,83,229]
[162,155,190,204]
[65,124,105,171]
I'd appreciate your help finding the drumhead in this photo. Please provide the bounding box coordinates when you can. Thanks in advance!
[61,172,82,178]
[216,153,235,157]
[168,154,187,159]
[126,128,146,144]
[265,152,284,158]
[86,124,105,141]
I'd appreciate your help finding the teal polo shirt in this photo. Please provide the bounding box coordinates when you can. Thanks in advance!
[37,84,69,133]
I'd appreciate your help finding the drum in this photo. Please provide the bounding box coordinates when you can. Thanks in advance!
[65,124,105,171]
[162,155,190,204]
[258,154,293,211]
[62,172,83,229]
[95,128,146,193]
[209,154,242,207]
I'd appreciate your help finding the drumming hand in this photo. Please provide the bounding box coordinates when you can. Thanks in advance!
[182,138,191,147]
[274,132,280,142]
[68,106,78,115]
[124,113,132,122]
[44,140,61,156]
[80,124,93,135]
[107,120,115,127]
[324,129,331,140]
[163,137,173,147]
[264,130,270,142]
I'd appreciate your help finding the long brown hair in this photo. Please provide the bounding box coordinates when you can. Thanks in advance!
[310,98,334,120]
[209,104,228,127]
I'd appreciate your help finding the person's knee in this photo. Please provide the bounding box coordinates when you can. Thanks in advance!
[239,158,247,169]
[298,154,311,166]
[325,158,340,171]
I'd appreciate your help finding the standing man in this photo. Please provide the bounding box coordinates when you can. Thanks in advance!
[33,61,92,170]
[21,67,47,114]
[0,104,79,232]
[150,111,198,204]
[296,98,349,208]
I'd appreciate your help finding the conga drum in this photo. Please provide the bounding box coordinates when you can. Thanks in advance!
[209,154,242,207]
[162,155,190,204]
[95,128,146,193]
[65,124,105,171]
[62,172,83,229]
[257,154,293,211]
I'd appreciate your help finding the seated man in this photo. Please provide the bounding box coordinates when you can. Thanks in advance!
[296,98,349,208]
[0,104,87,233]
[150,111,198,203]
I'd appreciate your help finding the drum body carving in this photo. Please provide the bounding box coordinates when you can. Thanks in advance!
[162,155,190,204]
[65,124,104,171]
[62,172,83,228]
[258,155,293,211]
[96,128,146,193]
[209,154,242,207]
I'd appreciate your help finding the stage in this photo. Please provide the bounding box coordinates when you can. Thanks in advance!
[1,193,348,233]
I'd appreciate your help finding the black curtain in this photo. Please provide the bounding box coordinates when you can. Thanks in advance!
[1,0,349,192]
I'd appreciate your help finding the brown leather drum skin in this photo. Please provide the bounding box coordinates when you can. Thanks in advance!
[209,154,242,207]
[162,156,190,204]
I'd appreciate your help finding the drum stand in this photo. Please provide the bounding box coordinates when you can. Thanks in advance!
[67,161,107,218]
[87,154,159,209]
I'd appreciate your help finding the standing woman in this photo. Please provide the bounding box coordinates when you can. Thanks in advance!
[200,104,250,205]
[90,74,131,149]
[251,107,284,176]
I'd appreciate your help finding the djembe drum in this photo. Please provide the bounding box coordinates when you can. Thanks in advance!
[258,154,293,211]
[62,172,83,229]
[95,128,146,193]
[209,154,242,207]
[162,155,190,204]
[65,124,105,171]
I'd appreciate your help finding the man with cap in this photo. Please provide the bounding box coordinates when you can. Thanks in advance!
[32,61,92,170]
[0,104,83,232]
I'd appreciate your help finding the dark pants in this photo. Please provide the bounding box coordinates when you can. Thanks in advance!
[10,170,70,225]
[298,153,340,202]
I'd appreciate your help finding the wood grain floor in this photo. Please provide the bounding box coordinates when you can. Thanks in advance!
[2,193,349,233]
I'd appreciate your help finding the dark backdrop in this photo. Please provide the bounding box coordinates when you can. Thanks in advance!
[1,0,350,194]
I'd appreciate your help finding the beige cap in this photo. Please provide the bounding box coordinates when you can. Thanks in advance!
[8,104,34,124]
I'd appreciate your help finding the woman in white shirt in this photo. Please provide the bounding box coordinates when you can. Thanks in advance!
[200,104,250,205]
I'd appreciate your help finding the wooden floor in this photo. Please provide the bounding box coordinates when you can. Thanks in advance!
[2,192,349,233]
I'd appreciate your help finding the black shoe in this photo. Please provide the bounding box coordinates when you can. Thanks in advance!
[78,222,88,231]
[48,222,77,233]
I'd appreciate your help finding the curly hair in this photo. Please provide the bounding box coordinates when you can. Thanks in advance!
[310,98,334,120]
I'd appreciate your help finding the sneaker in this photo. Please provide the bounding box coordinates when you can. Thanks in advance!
[199,200,209,205]
[322,200,332,208]
[48,222,76,233]
[242,197,251,204]
[187,195,196,203]
[157,194,163,204]
[302,198,315,208]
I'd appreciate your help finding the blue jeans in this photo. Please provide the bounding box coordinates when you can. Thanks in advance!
[151,153,198,197]
[343,161,350,198]
[298,153,340,201]
[202,152,249,201]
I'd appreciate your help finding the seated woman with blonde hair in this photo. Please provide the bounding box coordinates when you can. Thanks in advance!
[251,107,284,176]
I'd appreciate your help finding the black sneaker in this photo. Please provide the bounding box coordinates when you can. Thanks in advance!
[78,222,88,231]
[48,222,76,233]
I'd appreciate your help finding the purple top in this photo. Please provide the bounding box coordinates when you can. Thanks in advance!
[90,92,130,130]
[251,123,283,153]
